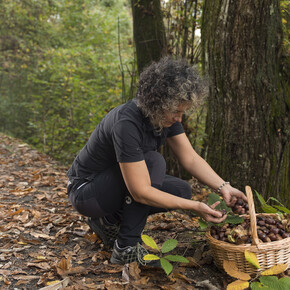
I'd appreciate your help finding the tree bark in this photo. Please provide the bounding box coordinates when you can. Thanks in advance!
[201,0,289,206]
[131,0,167,73]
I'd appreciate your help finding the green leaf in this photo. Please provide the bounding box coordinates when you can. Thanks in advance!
[224,215,244,224]
[161,239,178,253]
[255,190,268,207]
[250,281,270,289]
[143,254,160,261]
[160,258,173,275]
[255,191,277,213]
[208,193,222,204]
[208,193,231,212]
[259,276,278,289]
[273,205,290,214]
[278,277,290,290]
[198,218,209,230]
[141,235,159,251]
[164,255,189,263]
[269,197,285,207]
[262,204,279,214]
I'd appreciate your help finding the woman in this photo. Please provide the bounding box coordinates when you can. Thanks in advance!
[67,57,247,266]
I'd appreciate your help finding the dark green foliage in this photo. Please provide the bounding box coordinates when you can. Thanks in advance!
[0,0,133,164]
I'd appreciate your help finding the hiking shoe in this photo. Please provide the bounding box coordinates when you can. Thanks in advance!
[87,217,119,247]
[110,240,160,267]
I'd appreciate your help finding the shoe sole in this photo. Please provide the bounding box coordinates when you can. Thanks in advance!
[110,255,123,264]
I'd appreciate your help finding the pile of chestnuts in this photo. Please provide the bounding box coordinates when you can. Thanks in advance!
[232,198,249,215]
[210,213,290,245]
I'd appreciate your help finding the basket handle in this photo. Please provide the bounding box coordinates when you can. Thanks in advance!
[245,186,260,246]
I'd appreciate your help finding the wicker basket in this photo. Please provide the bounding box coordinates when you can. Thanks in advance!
[206,186,290,275]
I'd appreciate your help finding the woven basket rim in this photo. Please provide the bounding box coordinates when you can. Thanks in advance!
[206,229,290,252]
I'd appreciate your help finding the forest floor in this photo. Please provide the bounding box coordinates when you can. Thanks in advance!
[0,133,232,290]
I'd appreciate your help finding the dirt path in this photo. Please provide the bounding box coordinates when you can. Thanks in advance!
[0,133,230,289]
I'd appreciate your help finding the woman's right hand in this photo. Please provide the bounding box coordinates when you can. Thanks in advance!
[195,201,227,223]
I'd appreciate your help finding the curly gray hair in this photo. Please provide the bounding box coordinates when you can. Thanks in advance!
[136,56,206,129]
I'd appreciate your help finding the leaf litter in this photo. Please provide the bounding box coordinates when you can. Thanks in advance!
[0,133,230,289]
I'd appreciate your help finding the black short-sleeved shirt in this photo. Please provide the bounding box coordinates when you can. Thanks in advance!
[67,99,184,179]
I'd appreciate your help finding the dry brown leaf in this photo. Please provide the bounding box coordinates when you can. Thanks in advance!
[104,279,127,289]
[39,277,70,290]
[0,246,31,253]
[180,256,199,267]
[261,263,288,276]
[92,250,111,262]
[30,209,42,218]
[122,262,141,283]
[128,262,141,280]
[0,270,11,275]
[56,256,87,276]
[102,267,123,274]
[15,211,30,222]
[3,276,11,285]
[8,208,25,216]
[193,243,205,261]
[170,272,196,284]
[27,262,51,270]
[84,232,98,243]
[12,275,40,280]
[30,232,54,240]
[223,260,251,281]
[226,279,249,290]
[19,235,42,245]
[54,233,69,244]
[58,257,70,271]
[57,266,86,276]
[55,226,67,238]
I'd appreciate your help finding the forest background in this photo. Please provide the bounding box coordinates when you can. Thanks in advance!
[0,0,289,206]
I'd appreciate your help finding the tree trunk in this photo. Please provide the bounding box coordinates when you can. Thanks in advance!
[201,0,289,206]
[131,0,167,73]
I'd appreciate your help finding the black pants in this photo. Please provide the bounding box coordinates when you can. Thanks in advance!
[68,151,192,247]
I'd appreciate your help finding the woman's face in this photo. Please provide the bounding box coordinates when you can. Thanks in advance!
[162,102,190,128]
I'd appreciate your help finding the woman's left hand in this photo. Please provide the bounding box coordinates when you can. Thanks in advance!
[220,184,248,207]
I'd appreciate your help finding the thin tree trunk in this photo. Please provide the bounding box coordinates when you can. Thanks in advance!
[201,0,289,206]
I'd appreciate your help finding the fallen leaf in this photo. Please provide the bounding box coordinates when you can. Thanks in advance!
[30,232,54,240]
[57,266,87,276]
[8,208,25,216]
[226,279,249,290]
[223,260,251,280]
[46,280,61,286]
[244,250,260,269]
[170,272,196,284]
[122,262,142,283]
[196,279,219,290]
[57,257,70,271]
[27,262,51,270]
[104,279,128,289]
[12,275,40,280]
[55,226,67,238]
[261,264,288,276]
[39,277,70,289]
[180,256,200,267]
